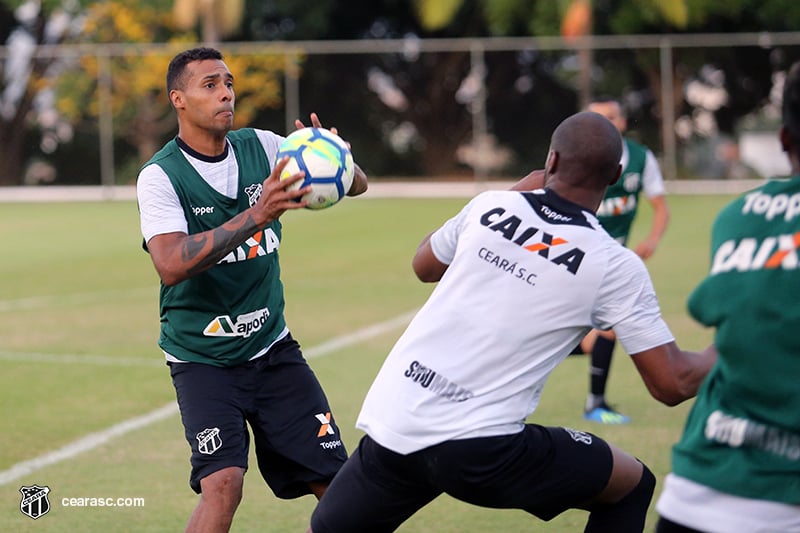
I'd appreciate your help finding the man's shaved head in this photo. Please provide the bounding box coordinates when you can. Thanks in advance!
[549,111,623,188]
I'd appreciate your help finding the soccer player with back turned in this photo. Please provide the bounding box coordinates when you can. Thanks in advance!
[655,60,800,533]
[308,111,715,533]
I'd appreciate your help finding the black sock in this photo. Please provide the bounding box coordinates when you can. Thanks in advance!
[589,336,615,400]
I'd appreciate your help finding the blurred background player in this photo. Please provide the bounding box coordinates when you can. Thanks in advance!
[655,61,800,533]
[308,111,715,533]
[578,96,671,424]
[137,47,367,533]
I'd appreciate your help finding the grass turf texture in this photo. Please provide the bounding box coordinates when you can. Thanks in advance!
[0,193,732,532]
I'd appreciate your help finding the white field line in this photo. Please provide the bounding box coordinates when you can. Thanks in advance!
[0,351,165,367]
[0,288,153,313]
[0,310,416,486]
[0,403,179,486]
[303,310,417,359]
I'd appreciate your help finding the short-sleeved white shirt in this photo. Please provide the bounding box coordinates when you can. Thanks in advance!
[356,189,674,454]
[137,129,283,244]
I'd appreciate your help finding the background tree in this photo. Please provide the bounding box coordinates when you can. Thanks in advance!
[5,0,800,185]
[54,0,285,183]
[0,0,87,185]
[172,0,245,44]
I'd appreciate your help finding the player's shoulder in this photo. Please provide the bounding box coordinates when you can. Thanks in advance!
[605,239,649,278]
[136,158,169,187]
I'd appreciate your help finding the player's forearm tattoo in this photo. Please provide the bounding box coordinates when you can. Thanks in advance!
[184,212,261,277]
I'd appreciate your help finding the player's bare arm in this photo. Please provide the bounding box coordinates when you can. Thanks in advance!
[509,169,546,191]
[412,232,448,283]
[631,342,717,406]
[634,194,670,259]
[295,112,369,197]
[147,157,308,286]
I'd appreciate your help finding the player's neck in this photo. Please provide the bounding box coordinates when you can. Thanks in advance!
[546,181,604,213]
[176,127,229,158]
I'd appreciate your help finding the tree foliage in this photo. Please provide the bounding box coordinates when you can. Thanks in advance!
[4,0,800,184]
[56,1,285,181]
[0,0,88,185]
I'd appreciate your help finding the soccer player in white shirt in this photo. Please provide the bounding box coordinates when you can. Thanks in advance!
[308,111,716,533]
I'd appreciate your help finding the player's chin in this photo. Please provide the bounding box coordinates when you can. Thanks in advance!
[212,115,234,130]
[207,125,231,138]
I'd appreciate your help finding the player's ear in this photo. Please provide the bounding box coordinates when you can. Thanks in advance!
[545,150,558,174]
[609,163,622,185]
[170,89,184,110]
[779,125,791,153]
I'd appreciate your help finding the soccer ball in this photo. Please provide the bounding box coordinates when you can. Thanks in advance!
[276,127,355,210]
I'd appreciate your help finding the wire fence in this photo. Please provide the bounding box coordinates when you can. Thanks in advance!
[3,32,800,189]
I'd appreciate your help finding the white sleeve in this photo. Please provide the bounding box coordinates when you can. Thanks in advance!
[136,164,187,244]
[255,129,285,165]
[429,195,481,264]
[642,149,666,198]
[592,247,675,354]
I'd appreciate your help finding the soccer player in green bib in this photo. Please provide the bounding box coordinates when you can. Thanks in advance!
[655,62,800,532]
[136,47,368,533]
[579,97,671,424]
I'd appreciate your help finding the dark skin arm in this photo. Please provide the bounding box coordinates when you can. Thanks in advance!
[147,156,308,286]
[411,232,449,282]
[509,169,546,191]
[631,342,717,405]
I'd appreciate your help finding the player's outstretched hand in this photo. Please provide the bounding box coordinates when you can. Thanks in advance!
[294,112,338,135]
[254,155,309,226]
[295,112,368,198]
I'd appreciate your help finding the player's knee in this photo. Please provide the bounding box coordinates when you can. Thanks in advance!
[584,462,656,532]
[627,462,655,507]
[200,466,245,501]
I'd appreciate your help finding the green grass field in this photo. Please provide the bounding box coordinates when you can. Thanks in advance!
[0,193,734,532]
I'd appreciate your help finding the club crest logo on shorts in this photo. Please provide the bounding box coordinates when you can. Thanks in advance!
[19,485,51,520]
[196,428,222,455]
[564,427,593,445]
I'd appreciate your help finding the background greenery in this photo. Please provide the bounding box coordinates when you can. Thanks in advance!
[0,193,732,532]
[2,0,800,184]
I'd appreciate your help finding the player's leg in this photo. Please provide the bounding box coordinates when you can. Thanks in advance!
[247,334,347,500]
[170,362,251,532]
[582,441,655,532]
[428,425,652,532]
[186,466,245,532]
[584,329,630,424]
[309,435,441,533]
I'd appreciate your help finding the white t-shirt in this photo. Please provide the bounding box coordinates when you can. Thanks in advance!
[137,129,284,244]
[356,189,674,454]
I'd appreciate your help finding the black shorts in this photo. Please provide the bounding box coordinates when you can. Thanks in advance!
[310,424,613,533]
[169,334,347,497]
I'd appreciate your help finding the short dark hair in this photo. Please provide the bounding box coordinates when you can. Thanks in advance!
[783,62,800,147]
[589,95,619,106]
[588,95,625,116]
[166,47,223,95]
